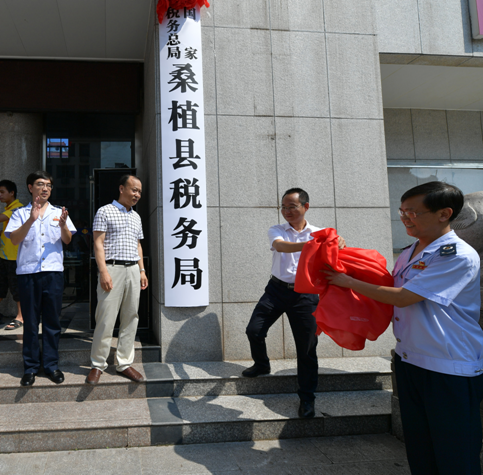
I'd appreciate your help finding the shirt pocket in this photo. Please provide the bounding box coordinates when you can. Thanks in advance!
[404,265,424,281]
[49,222,61,243]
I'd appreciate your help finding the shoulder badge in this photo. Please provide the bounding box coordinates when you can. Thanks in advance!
[440,244,457,256]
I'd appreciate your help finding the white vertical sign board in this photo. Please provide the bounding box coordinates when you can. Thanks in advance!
[159,7,209,306]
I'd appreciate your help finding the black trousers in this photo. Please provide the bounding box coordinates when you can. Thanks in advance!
[17,272,63,374]
[395,353,483,475]
[246,279,319,402]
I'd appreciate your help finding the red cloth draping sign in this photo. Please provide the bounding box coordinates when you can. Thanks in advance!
[295,228,394,351]
[157,0,210,23]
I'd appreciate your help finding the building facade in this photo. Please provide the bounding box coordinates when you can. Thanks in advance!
[1,0,482,363]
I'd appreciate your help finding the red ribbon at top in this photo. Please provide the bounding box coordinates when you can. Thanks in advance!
[157,0,210,23]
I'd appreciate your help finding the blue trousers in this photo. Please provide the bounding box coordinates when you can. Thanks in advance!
[17,272,63,374]
[395,353,483,475]
[246,279,319,402]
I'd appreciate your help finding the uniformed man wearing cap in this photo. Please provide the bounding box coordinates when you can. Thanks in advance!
[5,171,76,386]
[325,181,483,475]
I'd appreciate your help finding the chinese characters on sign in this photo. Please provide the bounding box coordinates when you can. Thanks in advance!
[159,6,209,306]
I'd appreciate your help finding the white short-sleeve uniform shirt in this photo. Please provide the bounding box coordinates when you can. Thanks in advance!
[393,230,483,377]
[268,221,321,284]
[5,203,77,275]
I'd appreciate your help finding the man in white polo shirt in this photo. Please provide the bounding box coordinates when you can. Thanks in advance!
[243,188,345,419]
[86,175,148,385]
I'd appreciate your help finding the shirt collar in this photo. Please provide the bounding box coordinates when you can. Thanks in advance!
[420,230,457,255]
[282,220,315,234]
[27,201,53,216]
[5,199,20,211]
[113,200,131,213]
[406,230,457,265]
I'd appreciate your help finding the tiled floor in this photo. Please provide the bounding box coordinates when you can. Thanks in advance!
[0,433,410,475]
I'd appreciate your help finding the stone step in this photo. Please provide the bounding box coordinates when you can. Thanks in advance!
[0,333,160,369]
[0,357,392,404]
[0,389,392,453]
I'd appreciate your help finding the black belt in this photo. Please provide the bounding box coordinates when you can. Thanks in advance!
[271,275,295,289]
[106,260,137,266]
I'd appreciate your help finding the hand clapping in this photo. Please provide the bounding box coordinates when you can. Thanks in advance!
[59,207,68,228]
[30,196,42,222]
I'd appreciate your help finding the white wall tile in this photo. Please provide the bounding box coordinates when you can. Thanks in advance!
[384,109,415,160]
[326,34,383,119]
[217,116,277,207]
[447,110,483,161]
[324,0,376,35]
[411,110,450,160]
[275,118,334,207]
[272,31,329,118]
[162,304,223,362]
[331,119,389,208]
[220,207,278,303]
[374,0,421,54]
[223,303,284,361]
[269,0,324,31]
[214,28,273,116]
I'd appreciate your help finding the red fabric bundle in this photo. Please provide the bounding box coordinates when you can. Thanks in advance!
[295,228,394,351]
[157,0,210,23]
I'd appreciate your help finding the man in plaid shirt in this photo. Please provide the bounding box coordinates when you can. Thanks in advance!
[86,175,148,385]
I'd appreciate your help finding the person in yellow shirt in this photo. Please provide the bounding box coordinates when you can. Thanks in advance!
[0,180,24,330]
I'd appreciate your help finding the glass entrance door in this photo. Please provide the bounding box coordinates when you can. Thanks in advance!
[45,113,135,331]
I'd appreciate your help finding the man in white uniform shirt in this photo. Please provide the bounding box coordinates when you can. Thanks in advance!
[325,182,483,474]
[5,171,76,386]
[86,175,148,385]
[243,188,345,418]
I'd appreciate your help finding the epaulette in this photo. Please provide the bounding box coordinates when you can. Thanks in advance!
[400,244,413,251]
[51,204,63,209]
[440,243,457,256]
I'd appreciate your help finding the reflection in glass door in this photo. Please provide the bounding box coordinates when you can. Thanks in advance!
[46,137,133,304]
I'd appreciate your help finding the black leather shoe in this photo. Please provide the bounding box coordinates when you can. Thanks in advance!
[20,373,36,387]
[46,369,64,384]
[242,365,270,378]
[298,400,315,419]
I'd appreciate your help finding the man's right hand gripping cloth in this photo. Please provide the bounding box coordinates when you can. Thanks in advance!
[295,228,394,351]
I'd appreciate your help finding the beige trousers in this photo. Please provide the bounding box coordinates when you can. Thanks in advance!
[90,264,141,372]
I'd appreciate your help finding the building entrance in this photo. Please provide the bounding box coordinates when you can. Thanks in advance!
[45,113,135,332]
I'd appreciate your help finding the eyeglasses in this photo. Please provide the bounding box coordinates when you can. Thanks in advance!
[33,182,53,189]
[398,209,430,219]
[281,205,301,212]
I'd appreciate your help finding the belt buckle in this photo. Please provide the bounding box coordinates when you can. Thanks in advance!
[112,260,116,266]
[288,283,294,290]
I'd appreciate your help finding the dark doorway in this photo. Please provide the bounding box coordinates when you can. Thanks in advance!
[45,113,136,332]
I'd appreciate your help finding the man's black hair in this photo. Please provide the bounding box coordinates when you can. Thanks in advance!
[0,179,17,198]
[119,174,141,187]
[26,171,53,195]
[400,181,464,222]
[282,188,310,205]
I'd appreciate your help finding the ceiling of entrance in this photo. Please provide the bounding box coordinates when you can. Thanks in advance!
[381,63,483,111]
[0,0,152,61]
